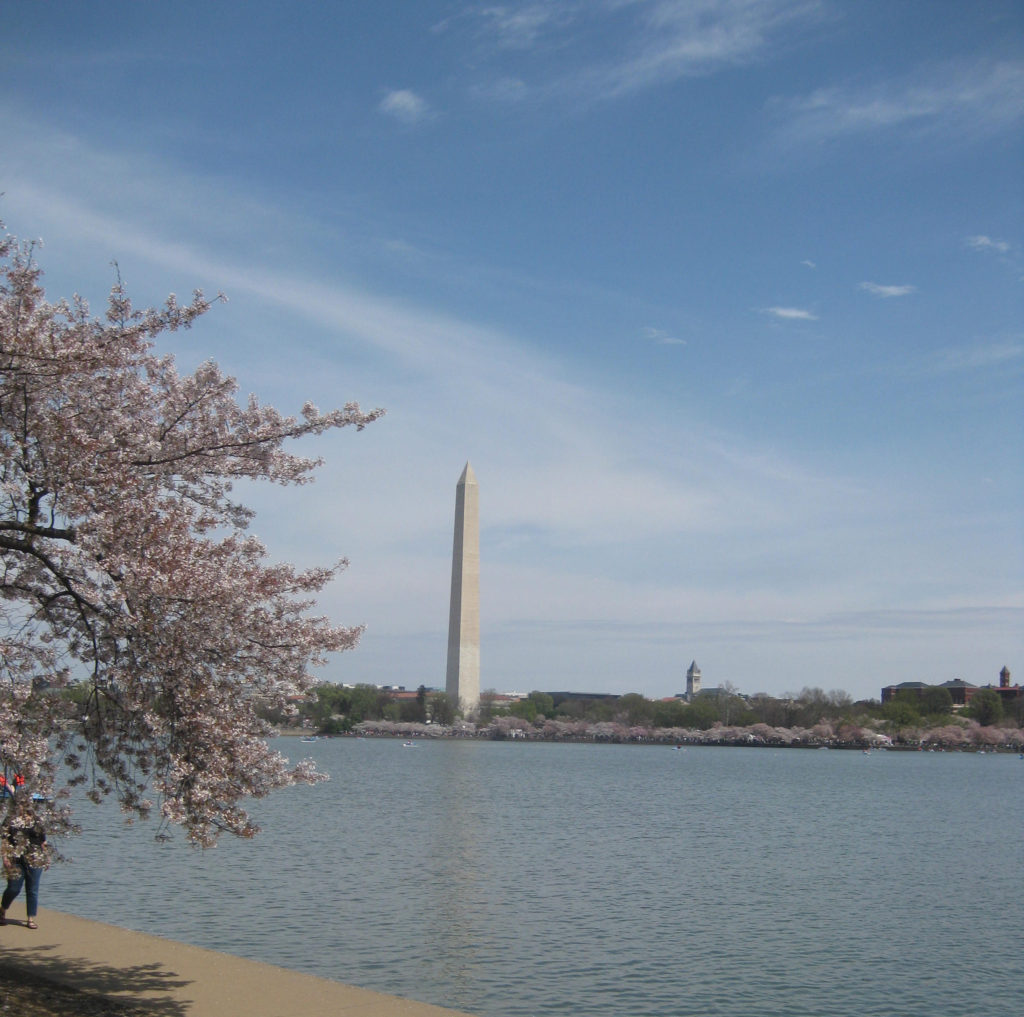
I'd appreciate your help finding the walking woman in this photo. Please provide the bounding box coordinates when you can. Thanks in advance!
[1,802,48,929]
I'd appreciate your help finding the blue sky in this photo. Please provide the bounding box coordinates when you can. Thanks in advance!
[2,1,1021,702]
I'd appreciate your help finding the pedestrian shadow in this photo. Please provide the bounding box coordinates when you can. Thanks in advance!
[0,943,191,1016]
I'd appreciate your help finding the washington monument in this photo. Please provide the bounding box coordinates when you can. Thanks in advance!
[446,462,480,715]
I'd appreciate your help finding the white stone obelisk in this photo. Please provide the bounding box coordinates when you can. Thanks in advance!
[446,462,480,715]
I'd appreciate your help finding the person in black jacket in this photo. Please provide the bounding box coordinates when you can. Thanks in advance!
[1,805,48,930]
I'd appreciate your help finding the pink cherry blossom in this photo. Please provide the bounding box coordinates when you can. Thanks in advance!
[0,230,382,848]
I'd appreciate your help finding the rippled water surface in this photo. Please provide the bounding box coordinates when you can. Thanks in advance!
[51,740,1021,1017]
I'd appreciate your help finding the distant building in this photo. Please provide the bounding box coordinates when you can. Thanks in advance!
[881,668,1019,709]
[985,666,1020,708]
[548,691,621,705]
[882,679,969,705]
[685,661,702,702]
[881,681,927,703]
[938,679,975,707]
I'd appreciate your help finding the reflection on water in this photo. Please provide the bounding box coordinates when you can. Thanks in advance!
[427,742,491,1008]
[50,740,1020,1017]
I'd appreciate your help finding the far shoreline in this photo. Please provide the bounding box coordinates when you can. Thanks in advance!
[277,727,1023,753]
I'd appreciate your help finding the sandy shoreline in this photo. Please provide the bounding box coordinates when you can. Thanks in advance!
[0,908,473,1017]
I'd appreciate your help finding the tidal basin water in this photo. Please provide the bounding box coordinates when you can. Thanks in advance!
[51,740,1020,1017]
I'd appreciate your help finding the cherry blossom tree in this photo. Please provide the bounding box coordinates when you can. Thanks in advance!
[808,721,835,743]
[966,722,1004,749]
[837,722,866,745]
[921,724,967,749]
[0,231,382,848]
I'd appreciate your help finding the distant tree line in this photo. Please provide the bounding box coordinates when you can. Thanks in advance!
[257,683,458,733]
[265,681,1021,744]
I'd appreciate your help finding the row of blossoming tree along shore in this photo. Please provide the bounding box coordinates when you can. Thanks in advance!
[286,683,1024,751]
[344,716,1023,750]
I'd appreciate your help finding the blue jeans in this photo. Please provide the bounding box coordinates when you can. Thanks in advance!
[2,857,42,918]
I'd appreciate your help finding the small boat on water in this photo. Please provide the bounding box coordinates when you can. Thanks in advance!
[403,741,416,748]
[300,735,318,743]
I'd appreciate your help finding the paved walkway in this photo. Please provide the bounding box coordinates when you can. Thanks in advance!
[1,908,474,1017]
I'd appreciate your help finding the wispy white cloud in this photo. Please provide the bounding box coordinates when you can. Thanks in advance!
[762,305,818,321]
[860,281,916,298]
[801,259,816,269]
[772,58,1024,145]
[966,234,1011,255]
[464,0,825,104]
[473,3,574,50]
[932,337,1024,372]
[379,89,434,123]
[587,0,820,99]
[643,326,686,346]
[470,75,530,102]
